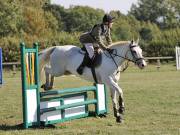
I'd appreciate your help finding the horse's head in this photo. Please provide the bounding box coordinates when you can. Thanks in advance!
[128,40,146,69]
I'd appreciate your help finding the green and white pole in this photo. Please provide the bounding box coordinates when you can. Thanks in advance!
[20,42,40,128]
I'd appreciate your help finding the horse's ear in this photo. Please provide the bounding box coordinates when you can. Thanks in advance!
[131,40,134,44]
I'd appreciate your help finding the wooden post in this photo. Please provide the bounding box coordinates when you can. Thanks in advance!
[156,59,161,70]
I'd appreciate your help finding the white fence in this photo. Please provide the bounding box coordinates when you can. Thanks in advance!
[176,46,180,70]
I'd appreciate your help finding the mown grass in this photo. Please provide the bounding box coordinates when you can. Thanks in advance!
[0,63,180,135]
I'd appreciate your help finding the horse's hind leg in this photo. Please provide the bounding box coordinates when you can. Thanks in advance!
[41,66,54,91]
[49,75,54,89]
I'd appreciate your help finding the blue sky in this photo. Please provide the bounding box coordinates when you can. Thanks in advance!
[51,0,138,14]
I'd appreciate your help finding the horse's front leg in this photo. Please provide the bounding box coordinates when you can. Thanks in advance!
[113,71,125,114]
[105,76,125,123]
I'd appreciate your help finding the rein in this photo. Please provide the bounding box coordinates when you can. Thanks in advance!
[106,50,130,73]
[110,49,134,63]
[105,44,144,73]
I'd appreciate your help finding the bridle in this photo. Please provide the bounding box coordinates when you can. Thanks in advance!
[129,45,145,64]
[105,43,145,73]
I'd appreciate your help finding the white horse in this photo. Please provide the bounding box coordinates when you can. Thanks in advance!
[39,40,146,123]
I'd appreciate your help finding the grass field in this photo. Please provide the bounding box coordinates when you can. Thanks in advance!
[0,63,180,135]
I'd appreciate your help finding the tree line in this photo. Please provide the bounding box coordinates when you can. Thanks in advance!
[0,0,179,62]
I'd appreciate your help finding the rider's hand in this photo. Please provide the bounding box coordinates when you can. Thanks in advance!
[106,48,114,54]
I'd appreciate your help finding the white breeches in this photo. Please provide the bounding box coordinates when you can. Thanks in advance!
[84,43,94,59]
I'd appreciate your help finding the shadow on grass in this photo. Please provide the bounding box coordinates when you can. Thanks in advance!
[0,123,56,131]
[0,112,107,131]
[89,111,107,118]
[0,123,23,131]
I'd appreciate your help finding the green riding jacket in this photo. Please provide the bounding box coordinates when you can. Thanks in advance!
[79,24,112,50]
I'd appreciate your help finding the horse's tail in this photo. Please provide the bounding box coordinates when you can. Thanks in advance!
[38,47,56,79]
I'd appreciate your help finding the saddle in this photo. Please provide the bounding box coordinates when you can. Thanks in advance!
[77,47,102,77]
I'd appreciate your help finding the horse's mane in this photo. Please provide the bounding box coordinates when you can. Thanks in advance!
[110,41,130,47]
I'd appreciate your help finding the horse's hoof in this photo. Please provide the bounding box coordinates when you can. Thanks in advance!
[41,85,43,88]
[41,84,51,91]
[119,107,125,115]
[116,116,123,123]
[44,87,51,91]
[41,84,45,89]
[49,86,53,90]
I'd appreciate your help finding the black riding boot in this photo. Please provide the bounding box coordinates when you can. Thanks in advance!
[77,54,89,75]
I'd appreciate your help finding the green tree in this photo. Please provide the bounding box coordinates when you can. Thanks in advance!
[45,5,104,32]
[43,4,65,31]
[64,6,104,32]
[110,11,140,41]
[129,0,180,29]
[0,0,22,37]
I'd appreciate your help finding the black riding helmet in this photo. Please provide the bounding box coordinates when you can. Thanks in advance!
[103,14,115,23]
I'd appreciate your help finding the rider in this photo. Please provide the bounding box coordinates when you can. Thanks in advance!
[77,14,115,74]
